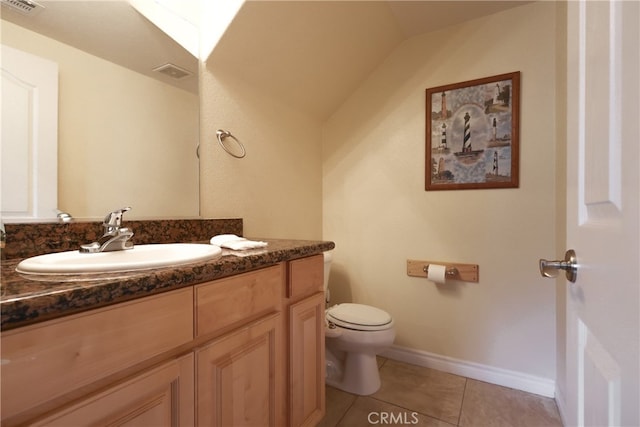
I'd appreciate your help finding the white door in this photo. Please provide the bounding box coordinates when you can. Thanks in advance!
[564,1,639,425]
[1,44,58,220]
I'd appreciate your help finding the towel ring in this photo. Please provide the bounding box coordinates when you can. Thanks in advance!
[216,129,246,158]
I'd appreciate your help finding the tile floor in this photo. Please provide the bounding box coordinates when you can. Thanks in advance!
[318,358,563,427]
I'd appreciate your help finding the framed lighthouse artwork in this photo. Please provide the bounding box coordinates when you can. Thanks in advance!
[425,71,520,191]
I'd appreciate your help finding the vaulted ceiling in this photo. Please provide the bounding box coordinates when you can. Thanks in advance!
[210,1,532,120]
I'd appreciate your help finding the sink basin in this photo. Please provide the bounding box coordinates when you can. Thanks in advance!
[16,243,223,275]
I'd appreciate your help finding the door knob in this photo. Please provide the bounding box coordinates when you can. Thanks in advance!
[539,249,578,283]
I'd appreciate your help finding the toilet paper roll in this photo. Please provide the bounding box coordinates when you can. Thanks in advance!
[427,264,447,284]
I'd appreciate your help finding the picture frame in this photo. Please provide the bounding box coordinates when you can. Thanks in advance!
[425,71,520,191]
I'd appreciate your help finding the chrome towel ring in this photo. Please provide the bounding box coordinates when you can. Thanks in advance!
[216,129,246,158]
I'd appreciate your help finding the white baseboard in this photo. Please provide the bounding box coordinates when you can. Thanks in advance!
[381,344,556,398]
[554,385,569,426]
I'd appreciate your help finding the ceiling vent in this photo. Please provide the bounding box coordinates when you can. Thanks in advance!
[152,63,193,80]
[1,0,44,15]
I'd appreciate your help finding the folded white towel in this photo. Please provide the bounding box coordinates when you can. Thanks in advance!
[210,234,243,246]
[210,234,268,251]
[223,239,268,251]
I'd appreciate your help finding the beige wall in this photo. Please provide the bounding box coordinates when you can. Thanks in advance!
[1,20,199,219]
[199,63,323,239]
[323,2,557,380]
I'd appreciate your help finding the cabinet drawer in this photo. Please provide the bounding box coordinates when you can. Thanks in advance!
[195,264,283,338]
[288,255,324,300]
[1,288,193,420]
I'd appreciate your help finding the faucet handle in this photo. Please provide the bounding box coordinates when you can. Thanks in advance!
[103,207,131,229]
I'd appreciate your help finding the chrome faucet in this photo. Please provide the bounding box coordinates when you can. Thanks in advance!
[80,207,134,253]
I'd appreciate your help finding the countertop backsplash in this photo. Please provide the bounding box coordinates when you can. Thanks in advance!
[1,218,243,260]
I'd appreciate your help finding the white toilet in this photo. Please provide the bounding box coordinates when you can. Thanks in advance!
[323,251,396,395]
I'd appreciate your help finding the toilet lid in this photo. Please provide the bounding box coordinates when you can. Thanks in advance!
[326,303,393,331]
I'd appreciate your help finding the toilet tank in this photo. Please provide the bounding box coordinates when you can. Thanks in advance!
[323,251,333,292]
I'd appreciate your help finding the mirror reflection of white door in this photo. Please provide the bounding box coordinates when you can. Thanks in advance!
[564,1,639,425]
[1,44,58,220]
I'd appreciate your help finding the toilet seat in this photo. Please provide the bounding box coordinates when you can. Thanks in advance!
[326,303,393,331]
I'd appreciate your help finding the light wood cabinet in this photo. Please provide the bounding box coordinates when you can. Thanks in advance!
[29,354,194,427]
[287,254,324,300]
[289,292,326,427]
[1,288,194,422]
[287,255,326,427]
[1,255,325,427]
[196,313,283,426]
[195,264,283,339]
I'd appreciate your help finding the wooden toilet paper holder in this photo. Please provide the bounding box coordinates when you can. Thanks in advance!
[406,260,479,282]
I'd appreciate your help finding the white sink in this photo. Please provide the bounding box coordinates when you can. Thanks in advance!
[16,243,223,275]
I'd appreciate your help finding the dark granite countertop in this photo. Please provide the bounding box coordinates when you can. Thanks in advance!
[1,239,334,331]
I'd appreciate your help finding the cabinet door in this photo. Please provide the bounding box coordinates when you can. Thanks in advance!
[290,292,325,427]
[196,313,284,426]
[30,354,194,426]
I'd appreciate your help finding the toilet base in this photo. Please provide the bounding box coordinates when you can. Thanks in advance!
[326,350,381,396]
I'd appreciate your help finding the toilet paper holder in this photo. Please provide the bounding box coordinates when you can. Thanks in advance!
[423,264,459,277]
[406,260,479,282]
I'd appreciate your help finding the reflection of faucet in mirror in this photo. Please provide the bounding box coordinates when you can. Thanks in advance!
[80,207,134,253]
[1,221,5,249]
[56,210,73,223]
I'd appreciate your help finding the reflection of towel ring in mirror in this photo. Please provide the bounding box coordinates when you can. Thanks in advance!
[216,129,246,158]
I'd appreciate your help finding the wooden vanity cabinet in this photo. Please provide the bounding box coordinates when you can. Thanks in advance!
[287,255,326,427]
[1,255,325,427]
[193,257,326,427]
[194,264,285,426]
[196,313,283,426]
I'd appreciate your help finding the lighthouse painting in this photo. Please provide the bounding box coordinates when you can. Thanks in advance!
[426,72,520,191]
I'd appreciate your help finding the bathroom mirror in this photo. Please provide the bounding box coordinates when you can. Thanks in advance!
[1,1,200,220]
